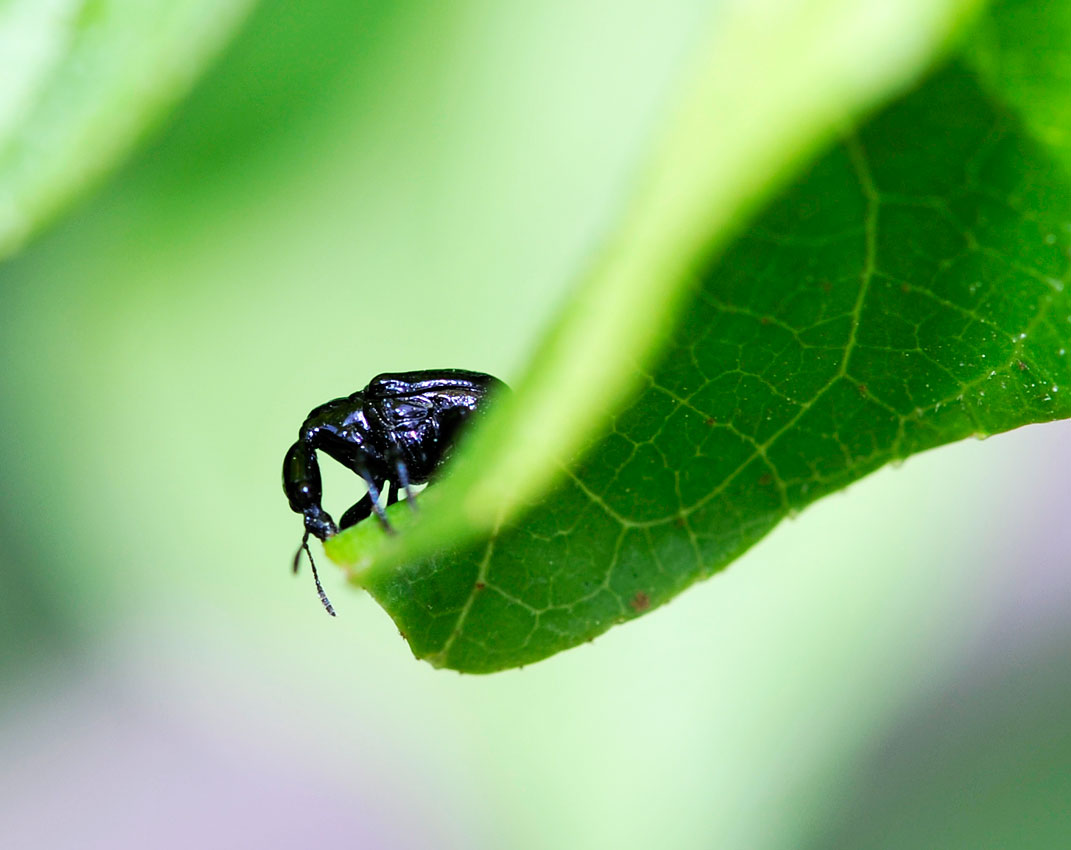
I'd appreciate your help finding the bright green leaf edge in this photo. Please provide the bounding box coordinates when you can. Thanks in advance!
[326,5,984,591]
[0,0,256,261]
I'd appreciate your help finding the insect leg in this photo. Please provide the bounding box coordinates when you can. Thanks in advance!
[361,472,394,531]
[394,458,418,512]
[339,492,375,529]
[338,472,395,532]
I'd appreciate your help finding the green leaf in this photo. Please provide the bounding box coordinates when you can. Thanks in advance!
[964,0,1071,172]
[335,63,1071,672]
[0,0,254,260]
[325,2,1033,671]
[328,1,986,600]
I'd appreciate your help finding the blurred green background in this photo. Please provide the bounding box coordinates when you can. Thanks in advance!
[2,1,1070,847]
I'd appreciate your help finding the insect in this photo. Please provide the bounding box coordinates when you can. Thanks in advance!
[283,369,505,614]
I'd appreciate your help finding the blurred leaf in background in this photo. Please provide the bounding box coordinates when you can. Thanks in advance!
[0,0,254,670]
[812,621,1071,849]
[0,0,255,258]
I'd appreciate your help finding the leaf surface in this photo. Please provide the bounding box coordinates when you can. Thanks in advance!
[333,61,1071,672]
[329,0,983,572]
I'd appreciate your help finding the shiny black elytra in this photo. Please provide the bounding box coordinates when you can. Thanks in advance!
[283,369,504,615]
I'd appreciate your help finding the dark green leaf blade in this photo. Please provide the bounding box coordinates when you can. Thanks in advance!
[356,64,1071,673]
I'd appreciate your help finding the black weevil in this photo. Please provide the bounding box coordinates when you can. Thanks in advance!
[283,369,505,614]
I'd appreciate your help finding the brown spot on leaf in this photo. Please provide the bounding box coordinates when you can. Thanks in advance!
[474,582,486,591]
[757,473,773,486]
[1018,360,1028,371]
[820,280,833,293]
[857,383,868,396]
[630,591,651,612]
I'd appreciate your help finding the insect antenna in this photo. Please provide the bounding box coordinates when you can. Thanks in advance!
[293,530,336,616]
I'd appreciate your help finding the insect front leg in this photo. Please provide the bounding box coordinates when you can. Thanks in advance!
[338,470,398,532]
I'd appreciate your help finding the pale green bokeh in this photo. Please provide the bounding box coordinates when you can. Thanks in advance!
[0,1,1069,848]
[0,0,256,257]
